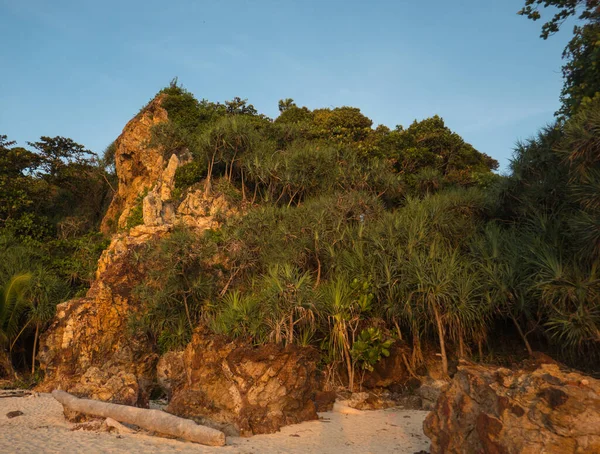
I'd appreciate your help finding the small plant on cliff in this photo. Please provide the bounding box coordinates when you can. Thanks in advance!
[124,189,148,230]
[174,160,208,189]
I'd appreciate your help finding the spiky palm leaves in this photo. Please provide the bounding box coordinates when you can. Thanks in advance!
[261,264,317,346]
[212,290,264,341]
[25,268,68,373]
[560,97,600,260]
[320,276,374,391]
[473,224,538,355]
[0,273,31,377]
[131,229,217,353]
[200,116,258,193]
[0,236,68,376]
[532,247,600,355]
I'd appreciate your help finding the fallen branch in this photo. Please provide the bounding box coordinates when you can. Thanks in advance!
[52,390,225,446]
[0,390,33,399]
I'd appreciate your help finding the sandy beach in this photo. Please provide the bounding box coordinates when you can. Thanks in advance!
[0,393,430,453]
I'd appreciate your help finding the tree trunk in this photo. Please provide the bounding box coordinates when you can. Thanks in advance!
[287,313,294,345]
[31,323,40,375]
[511,314,533,356]
[251,183,258,204]
[393,319,403,341]
[205,153,216,193]
[343,340,354,392]
[411,331,423,369]
[183,294,193,330]
[458,331,465,358]
[52,391,225,446]
[433,305,448,376]
[241,170,246,201]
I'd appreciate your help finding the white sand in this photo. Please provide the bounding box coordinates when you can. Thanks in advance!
[0,393,430,453]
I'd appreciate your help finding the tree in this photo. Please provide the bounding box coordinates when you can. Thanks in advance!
[27,136,93,179]
[278,98,297,112]
[0,135,42,230]
[26,267,68,373]
[321,276,374,391]
[520,0,600,117]
[519,1,599,39]
[131,229,217,353]
[389,116,498,179]
[261,264,316,346]
[0,273,31,378]
[225,97,258,116]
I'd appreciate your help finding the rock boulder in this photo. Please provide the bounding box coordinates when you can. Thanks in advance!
[166,332,320,436]
[424,357,600,454]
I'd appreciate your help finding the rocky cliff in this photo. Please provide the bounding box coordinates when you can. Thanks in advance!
[38,96,230,404]
[424,356,600,454]
[37,94,320,437]
[100,95,169,234]
[37,225,166,405]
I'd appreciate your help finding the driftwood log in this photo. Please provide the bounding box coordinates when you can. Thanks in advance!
[0,390,35,399]
[52,390,226,446]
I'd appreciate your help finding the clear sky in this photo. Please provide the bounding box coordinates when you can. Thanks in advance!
[0,0,573,172]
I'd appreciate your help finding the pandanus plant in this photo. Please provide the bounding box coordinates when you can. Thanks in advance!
[0,273,31,378]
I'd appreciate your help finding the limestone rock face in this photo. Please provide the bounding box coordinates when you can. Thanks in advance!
[166,332,320,436]
[39,92,236,406]
[416,378,449,411]
[100,95,169,234]
[143,153,180,227]
[37,226,171,406]
[176,190,236,231]
[156,351,185,400]
[423,358,600,454]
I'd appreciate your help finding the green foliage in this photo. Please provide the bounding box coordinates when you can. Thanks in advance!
[174,160,207,189]
[0,233,71,374]
[350,327,393,372]
[386,116,498,190]
[130,228,217,353]
[4,64,599,379]
[259,264,317,345]
[0,273,31,350]
[211,290,265,341]
[520,0,600,117]
[1,134,112,241]
[125,190,148,230]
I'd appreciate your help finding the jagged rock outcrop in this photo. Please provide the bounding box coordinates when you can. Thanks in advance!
[100,95,169,234]
[143,153,187,227]
[156,351,185,400]
[37,225,170,405]
[39,94,235,405]
[424,357,600,454]
[416,378,448,411]
[176,190,235,231]
[166,332,320,436]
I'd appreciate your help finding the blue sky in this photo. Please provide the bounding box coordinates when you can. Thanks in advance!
[0,0,573,172]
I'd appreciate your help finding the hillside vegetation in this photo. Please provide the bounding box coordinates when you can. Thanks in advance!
[1,0,599,387]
